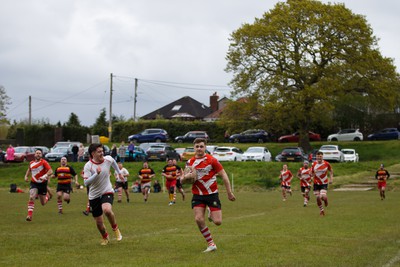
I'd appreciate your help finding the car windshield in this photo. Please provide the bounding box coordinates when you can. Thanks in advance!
[320,146,336,150]
[342,150,354,154]
[53,147,68,153]
[216,148,231,152]
[246,147,263,153]
[184,148,194,152]
[14,147,28,153]
[149,146,164,152]
[283,148,300,153]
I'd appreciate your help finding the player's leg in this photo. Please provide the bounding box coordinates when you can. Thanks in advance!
[102,196,122,241]
[117,185,122,203]
[320,189,328,207]
[314,187,324,216]
[281,186,286,201]
[56,189,63,214]
[124,183,129,202]
[26,187,38,221]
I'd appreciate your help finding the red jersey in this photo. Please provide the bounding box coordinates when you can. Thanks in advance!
[298,167,312,187]
[54,165,77,184]
[279,169,293,187]
[311,160,332,185]
[187,154,223,196]
[138,168,155,184]
[29,159,52,183]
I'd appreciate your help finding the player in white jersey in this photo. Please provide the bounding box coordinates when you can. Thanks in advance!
[114,162,130,203]
[83,143,124,245]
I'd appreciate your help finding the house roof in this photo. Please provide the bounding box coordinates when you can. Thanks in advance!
[141,96,213,120]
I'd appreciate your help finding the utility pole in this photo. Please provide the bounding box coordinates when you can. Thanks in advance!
[134,78,138,121]
[108,73,113,141]
[29,95,32,125]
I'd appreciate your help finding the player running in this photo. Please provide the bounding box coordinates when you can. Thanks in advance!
[162,159,180,205]
[375,163,390,200]
[297,160,312,207]
[311,151,333,216]
[279,164,293,201]
[138,161,155,203]
[114,162,130,203]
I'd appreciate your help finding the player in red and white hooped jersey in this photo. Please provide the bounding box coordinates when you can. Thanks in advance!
[184,138,235,253]
[279,164,293,201]
[311,151,333,216]
[24,149,53,221]
[297,161,312,207]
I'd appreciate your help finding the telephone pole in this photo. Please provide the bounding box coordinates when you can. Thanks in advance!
[29,95,32,125]
[134,78,138,121]
[108,73,113,141]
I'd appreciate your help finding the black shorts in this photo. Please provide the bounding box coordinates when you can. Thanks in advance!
[191,193,221,210]
[115,181,128,190]
[301,186,311,193]
[89,194,114,217]
[176,178,182,189]
[30,182,48,195]
[313,184,328,192]
[57,183,72,194]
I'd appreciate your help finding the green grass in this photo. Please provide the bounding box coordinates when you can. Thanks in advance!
[0,189,399,266]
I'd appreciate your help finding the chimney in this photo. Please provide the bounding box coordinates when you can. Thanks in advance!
[210,92,219,112]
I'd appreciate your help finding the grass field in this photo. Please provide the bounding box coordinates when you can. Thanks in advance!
[1,187,399,267]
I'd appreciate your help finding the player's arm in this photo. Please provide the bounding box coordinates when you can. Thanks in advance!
[24,168,31,182]
[386,170,390,179]
[217,168,236,201]
[329,167,334,184]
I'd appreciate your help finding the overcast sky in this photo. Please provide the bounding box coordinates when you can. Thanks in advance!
[1,0,399,126]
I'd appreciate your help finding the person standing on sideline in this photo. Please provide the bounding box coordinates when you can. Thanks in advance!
[114,162,130,203]
[6,144,15,162]
[78,144,85,162]
[110,144,117,160]
[128,141,135,161]
[162,159,180,205]
[24,149,53,221]
[52,156,78,214]
[311,151,333,216]
[83,143,123,245]
[182,138,235,253]
[138,161,155,202]
[375,163,390,200]
[118,142,127,163]
[279,164,293,201]
[173,158,185,201]
[297,161,312,207]
[71,144,79,162]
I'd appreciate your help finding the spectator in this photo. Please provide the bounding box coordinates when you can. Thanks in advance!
[118,142,127,163]
[131,179,141,193]
[153,180,161,193]
[71,144,79,162]
[128,141,135,161]
[78,144,85,162]
[110,144,117,160]
[6,144,15,162]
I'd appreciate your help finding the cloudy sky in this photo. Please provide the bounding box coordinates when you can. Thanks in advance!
[1,0,399,126]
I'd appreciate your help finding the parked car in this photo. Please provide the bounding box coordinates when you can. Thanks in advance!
[242,146,272,162]
[341,148,359,162]
[5,146,36,162]
[33,146,50,156]
[319,145,344,162]
[175,131,209,143]
[139,142,166,153]
[128,128,168,143]
[277,147,308,162]
[181,147,195,161]
[124,147,148,162]
[229,129,271,143]
[212,146,243,161]
[45,147,71,162]
[51,141,82,152]
[146,144,180,161]
[327,129,363,141]
[175,147,186,159]
[206,145,218,154]
[278,131,321,143]
[367,128,400,141]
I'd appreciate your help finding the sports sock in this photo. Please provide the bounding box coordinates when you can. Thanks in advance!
[27,200,34,217]
[57,200,63,212]
[200,226,214,245]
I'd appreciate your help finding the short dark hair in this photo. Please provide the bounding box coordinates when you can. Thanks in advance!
[316,151,323,155]
[88,143,103,159]
[193,138,207,145]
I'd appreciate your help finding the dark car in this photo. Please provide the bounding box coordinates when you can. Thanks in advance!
[83,145,111,161]
[175,131,209,143]
[124,147,148,162]
[33,146,50,156]
[278,132,321,143]
[45,147,72,162]
[229,129,271,143]
[5,146,36,162]
[278,147,308,162]
[128,128,168,143]
[146,144,180,161]
[367,128,400,141]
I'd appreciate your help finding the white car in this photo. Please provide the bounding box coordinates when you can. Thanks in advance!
[212,146,243,161]
[319,145,344,162]
[341,148,359,162]
[206,145,218,154]
[327,129,363,141]
[242,146,272,162]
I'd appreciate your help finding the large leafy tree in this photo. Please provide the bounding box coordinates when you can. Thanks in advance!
[0,85,11,123]
[225,0,400,151]
[92,108,108,136]
[65,112,81,127]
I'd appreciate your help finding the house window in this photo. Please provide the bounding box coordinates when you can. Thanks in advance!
[172,105,181,111]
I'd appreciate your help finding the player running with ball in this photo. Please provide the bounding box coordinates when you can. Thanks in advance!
[311,151,333,216]
[181,138,235,253]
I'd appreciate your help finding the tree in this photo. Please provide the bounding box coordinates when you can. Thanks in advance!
[0,85,11,123]
[91,108,108,136]
[65,113,81,127]
[225,0,400,151]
